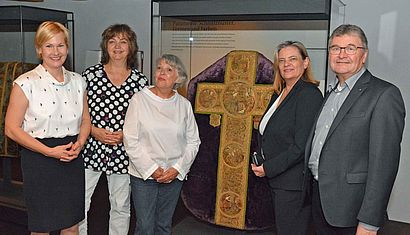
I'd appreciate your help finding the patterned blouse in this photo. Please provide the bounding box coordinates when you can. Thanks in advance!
[14,64,86,138]
[81,63,147,174]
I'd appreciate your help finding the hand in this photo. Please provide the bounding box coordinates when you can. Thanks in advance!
[92,126,120,145]
[356,224,377,235]
[156,167,179,183]
[66,140,84,158]
[151,167,164,180]
[46,142,77,162]
[60,141,83,162]
[110,131,123,145]
[251,163,266,177]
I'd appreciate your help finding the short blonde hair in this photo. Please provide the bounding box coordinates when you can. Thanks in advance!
[35,21,69,58]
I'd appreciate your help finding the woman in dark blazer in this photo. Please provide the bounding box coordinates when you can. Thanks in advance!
[251,41,323,235]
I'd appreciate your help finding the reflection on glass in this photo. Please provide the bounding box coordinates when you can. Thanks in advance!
[152,18,329,89]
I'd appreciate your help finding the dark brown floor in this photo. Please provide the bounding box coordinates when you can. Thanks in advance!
[1,158,410,235]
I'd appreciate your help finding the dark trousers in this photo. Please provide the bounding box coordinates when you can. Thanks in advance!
[311,180,356,235]
[270,188,311,235]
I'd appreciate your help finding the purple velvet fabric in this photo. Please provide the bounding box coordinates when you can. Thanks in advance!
[182,51,275,230]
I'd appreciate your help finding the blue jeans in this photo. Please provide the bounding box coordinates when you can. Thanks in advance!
[131,176,183,235]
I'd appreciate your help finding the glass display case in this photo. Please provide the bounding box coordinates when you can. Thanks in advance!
[154,18,329,92]
[0,5,74,209]
[151,0,345,231]
[0,5,75,71]
[152,0,345,92]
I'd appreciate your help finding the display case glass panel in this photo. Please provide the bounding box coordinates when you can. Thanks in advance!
[154,18,328,89]
[152,0,345,92]
[151,0,345,230]
[0,5,75,71]
[0,6,74,198]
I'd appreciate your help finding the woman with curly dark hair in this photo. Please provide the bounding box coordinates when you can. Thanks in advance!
[79,24,148,235]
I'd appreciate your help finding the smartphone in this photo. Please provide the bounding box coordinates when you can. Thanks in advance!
[251,152,264,166]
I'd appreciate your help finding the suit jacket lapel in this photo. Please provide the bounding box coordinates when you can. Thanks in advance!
[260,79,303,138]
[325,70,371,141]
[259,93,278,126]
[305,101,325,165]
[272,79,303,115]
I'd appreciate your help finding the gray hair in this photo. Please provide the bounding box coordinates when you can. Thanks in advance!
[329,24,368,49]
[156,54,188,89]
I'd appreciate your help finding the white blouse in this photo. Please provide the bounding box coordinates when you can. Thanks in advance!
[259,91,282,135]
[123,87,201,181]
[14,64,86,138]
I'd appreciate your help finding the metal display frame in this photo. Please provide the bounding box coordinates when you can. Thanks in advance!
[0,5,75,71]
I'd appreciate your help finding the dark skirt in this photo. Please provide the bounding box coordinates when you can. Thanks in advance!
[20,135,85,232]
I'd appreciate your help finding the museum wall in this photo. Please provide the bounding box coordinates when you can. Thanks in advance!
[341,0,410,224]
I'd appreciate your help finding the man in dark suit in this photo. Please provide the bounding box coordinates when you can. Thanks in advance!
[304,24,405,235]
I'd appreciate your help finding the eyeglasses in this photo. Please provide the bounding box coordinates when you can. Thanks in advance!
[328,45,366,55]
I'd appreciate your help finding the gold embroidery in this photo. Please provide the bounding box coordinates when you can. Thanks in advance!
[209,114,221,127]
[194,51,274,229]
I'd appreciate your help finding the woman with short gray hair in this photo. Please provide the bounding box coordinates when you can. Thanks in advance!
[155,54,188,89]
[124,54,201,235]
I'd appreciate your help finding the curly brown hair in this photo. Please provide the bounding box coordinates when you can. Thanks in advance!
[100,24,139,69]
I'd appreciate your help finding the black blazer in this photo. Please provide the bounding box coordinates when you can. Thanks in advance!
[303,70,405,227]
[260,79,323,190]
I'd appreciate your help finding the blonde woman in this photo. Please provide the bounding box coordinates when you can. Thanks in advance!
[5,21,90,234]
[252,41,323,235]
